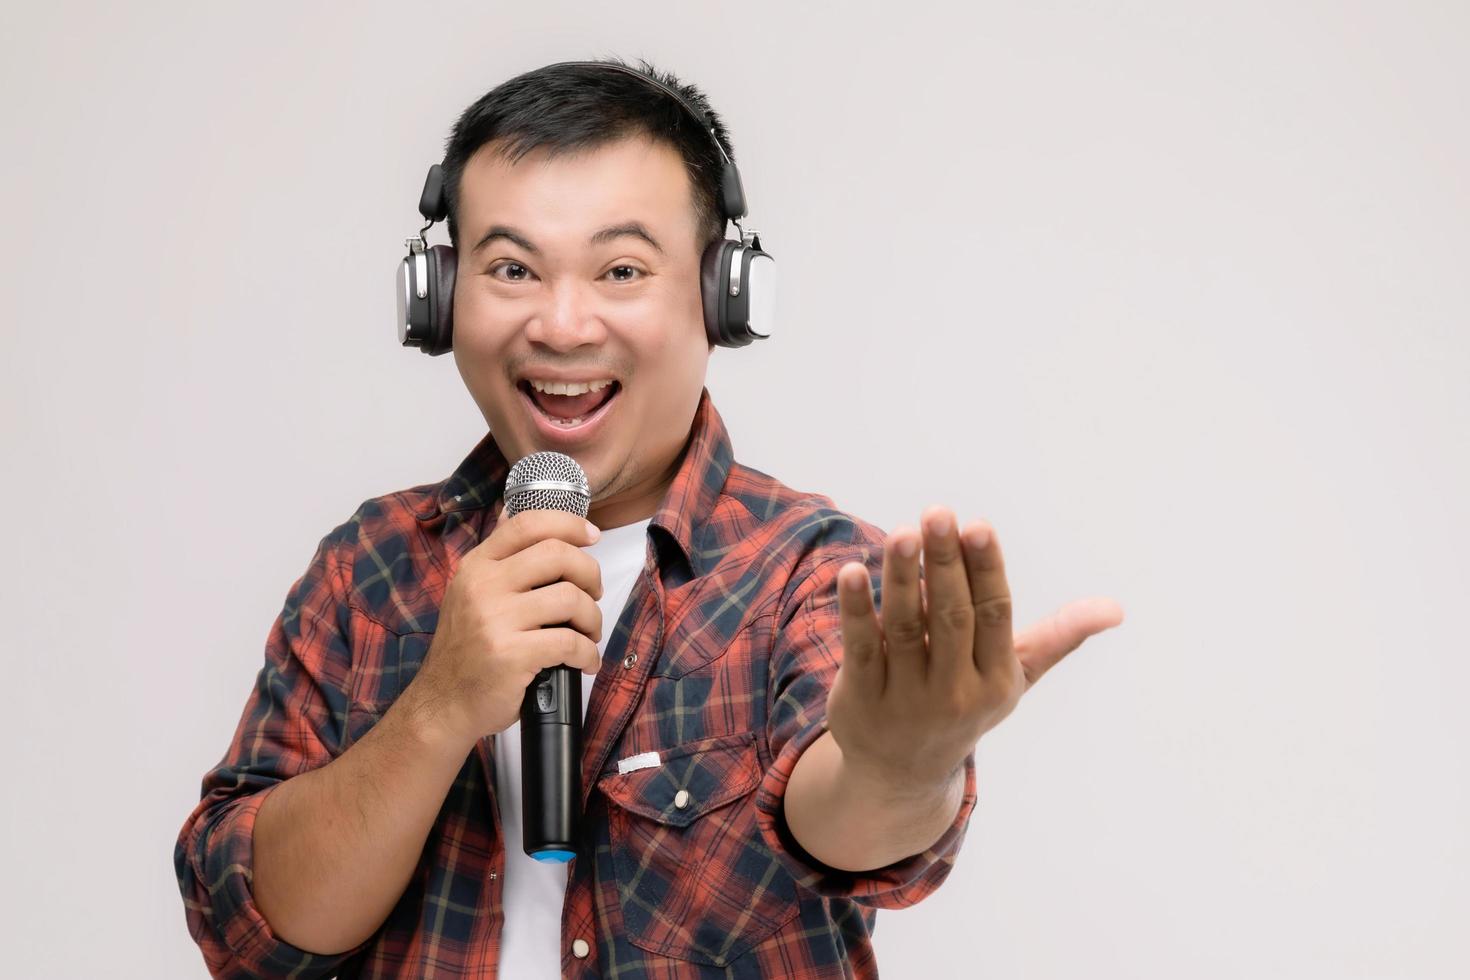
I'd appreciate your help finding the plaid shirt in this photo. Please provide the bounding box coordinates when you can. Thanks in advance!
[175,387,977,979]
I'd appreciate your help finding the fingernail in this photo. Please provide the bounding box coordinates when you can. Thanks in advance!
[896,535,918,558]
[585,520,601,540]
[965,524,990,550]
[925,510,952,536]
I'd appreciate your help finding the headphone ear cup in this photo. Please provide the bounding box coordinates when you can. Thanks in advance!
[700,238,736,347]
[424,243,457,355]
[700,237,774,349]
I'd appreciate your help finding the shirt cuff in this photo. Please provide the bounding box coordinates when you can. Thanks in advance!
[186,781,369,977]
[753,714,978,909]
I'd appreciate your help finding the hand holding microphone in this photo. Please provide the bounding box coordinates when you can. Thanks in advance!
[403,451,600,861]
[404,476,602,763]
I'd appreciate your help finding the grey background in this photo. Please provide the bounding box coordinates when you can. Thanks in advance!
[2,1,1466,977]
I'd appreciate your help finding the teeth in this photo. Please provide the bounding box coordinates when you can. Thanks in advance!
[528,378,614,396]
[533,402,600,427]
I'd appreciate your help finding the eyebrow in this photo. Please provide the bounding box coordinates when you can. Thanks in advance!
[472,221,665,256]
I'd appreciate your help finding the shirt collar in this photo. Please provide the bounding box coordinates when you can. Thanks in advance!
[417,387,733,581]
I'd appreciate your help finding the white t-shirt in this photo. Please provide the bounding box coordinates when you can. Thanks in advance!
[492,516,651,978]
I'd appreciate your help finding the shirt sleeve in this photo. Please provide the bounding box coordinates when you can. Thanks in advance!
[754,545,979,909]
[173,525,372,979]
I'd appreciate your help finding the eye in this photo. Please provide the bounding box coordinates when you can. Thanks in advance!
[489,261,535,282]
[605,265,645,283]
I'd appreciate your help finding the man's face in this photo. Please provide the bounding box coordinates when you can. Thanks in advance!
[451,133,713,527]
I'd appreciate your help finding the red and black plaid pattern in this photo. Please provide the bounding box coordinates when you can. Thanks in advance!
[175,387,978,978]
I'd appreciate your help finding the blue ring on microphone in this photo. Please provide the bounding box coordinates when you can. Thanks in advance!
[531,849,576,863]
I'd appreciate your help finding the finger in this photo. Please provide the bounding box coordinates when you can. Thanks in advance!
[1013,596,1126,688]
[519,579,603,643]
[519,626,603,676]
[478,508,601,562]
[835,560,885,697]
[500,537,604,601]
[918,505,976,689]
[879,525,927,688]
[959,520,1017,676]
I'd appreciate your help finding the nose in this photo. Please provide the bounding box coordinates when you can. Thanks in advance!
[523,278,608,353]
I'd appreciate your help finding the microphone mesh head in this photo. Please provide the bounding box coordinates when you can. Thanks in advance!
[503,451,590,519]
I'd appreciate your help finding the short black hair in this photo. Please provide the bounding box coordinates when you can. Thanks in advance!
[440,58,736,253]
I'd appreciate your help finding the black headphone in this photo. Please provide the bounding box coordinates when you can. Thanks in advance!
[397,61,775,356]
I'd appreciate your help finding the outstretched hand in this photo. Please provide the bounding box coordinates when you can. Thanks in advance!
[826,505,1125,796]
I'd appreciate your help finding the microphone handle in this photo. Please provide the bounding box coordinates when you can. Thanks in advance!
[520,662,582,860]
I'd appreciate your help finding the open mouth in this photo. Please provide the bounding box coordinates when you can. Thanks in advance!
[517,379,621,429]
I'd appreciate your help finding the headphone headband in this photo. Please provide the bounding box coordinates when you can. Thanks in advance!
[544,61,747,222]
[535,62,735,169]
[418,61,747,226]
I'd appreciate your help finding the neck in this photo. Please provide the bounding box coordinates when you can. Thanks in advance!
[586,450,682,531]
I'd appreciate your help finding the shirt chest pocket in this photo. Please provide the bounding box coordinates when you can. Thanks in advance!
[596,731,801,967]
[343,620,434,749]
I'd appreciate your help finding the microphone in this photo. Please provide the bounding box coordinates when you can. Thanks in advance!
[502,451,591,863]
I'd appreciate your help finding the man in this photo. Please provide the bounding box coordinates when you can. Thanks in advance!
[174,59,1124,979]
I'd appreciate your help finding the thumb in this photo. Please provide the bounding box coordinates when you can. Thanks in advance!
[1014,596,1126,687]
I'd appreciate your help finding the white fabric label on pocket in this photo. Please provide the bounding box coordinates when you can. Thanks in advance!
[617,751,662,775]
